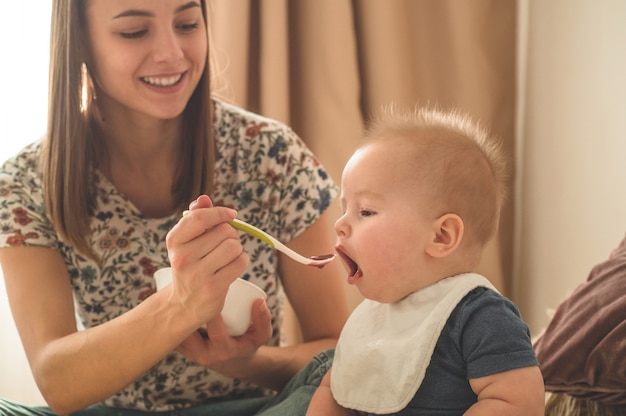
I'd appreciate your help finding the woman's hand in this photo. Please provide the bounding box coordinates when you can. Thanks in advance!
[176,297,273,374]
[168,195,272,375]
[165,195,249,333]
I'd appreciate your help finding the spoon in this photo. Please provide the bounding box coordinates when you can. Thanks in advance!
[230,219,335,268]
[183,211,335,268]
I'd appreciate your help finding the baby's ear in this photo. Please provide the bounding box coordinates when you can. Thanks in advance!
[426,213,464,258]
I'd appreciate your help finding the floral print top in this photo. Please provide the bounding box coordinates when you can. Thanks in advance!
[0,99,337,411]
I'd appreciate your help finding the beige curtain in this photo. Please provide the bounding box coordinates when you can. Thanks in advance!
[209,0,516,315]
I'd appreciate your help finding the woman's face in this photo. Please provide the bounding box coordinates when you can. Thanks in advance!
[84,0,207,123]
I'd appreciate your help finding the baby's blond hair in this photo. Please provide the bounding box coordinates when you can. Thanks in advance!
[363,105,507,247]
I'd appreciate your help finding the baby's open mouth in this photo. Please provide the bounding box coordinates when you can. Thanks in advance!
[335,246,361,281]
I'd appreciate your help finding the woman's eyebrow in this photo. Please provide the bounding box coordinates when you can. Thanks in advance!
[114,9,153,19]
[113,2,201,19]
[176,1,202,13]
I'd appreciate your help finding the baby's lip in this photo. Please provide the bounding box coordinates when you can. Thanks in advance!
[335,245,359,278]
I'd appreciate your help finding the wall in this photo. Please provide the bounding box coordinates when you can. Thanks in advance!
[514,0,626,335]
[0,2,50,406]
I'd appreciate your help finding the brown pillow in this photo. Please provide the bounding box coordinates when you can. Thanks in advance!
[534,233,626,406]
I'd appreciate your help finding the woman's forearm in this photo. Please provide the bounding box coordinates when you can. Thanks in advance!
[209,337,338,391]
[32,289,197,414]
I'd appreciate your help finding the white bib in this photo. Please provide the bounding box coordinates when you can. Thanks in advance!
[331,273,496,414]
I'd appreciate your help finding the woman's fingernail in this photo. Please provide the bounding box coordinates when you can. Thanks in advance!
[260,301,269,314]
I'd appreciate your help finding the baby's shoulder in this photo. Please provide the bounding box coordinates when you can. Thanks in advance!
[452,286,524,332]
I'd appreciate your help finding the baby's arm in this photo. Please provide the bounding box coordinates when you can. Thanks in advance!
[306,370,356,416]
[466,366,545,415]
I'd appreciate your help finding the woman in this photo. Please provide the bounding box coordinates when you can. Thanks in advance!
[0,0,348,414]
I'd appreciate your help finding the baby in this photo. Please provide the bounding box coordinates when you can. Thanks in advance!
[306,106,544,415]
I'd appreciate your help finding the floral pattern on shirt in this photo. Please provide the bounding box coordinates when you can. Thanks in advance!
[0,99,338,411]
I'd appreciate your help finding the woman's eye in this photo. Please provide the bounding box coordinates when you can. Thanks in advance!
[178,22,200,32]
[120,29,147,39]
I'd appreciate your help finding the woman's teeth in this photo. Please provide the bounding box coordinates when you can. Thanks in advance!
[142,74,182,87]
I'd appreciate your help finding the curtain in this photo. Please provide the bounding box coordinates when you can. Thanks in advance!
[209,0,516,324]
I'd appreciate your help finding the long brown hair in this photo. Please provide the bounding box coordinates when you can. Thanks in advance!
[42,0,214,260]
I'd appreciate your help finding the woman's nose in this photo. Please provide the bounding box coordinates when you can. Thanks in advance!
[152,29,184,63]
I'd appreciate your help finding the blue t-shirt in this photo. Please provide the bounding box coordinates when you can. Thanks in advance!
[382,287,538,416]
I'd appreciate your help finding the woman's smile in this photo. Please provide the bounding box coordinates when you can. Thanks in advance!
[140,72,184,87]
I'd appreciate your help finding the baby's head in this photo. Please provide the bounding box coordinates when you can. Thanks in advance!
[335,106,506,303]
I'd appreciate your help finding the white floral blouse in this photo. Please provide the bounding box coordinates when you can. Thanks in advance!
[0,99,338,411]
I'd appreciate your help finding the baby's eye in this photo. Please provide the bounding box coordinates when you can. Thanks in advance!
[120,29,147,39]
[359,209,375,217]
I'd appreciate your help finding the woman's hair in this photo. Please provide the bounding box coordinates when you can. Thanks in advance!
[43,0,215,260]
[545,393,626,416]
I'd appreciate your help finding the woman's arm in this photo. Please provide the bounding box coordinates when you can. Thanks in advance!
[1,247,193,413]
[0,205,247,414]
